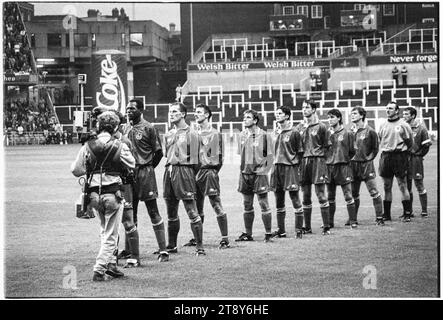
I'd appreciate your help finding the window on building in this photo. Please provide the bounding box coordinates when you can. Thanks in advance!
[311,5,323,19]
[47,33,62,47]
[422,18,435,23]
[283,6,294,15]
[296,5,308,17]
[355,4,380,11]
[74,34,88,47]
[65,34,69,47]
[92,34,96,48]
[30,33,35,48]
[422,4,435,8]
[130,33,143,46]
[383,4,395,16]
[324,16,330,29]
[121,34,126,46]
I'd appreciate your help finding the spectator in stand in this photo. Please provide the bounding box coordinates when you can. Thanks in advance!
[63,86,70,104]
[392,66,399,87]
[17,124,24,135]
[67,130,74,144]
[401,66,408,87]
[310,74,316,92]
[316,76,323,91]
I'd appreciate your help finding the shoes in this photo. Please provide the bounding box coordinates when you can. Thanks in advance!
[382,215,391,221]
[322,227,331,236]
[302,227,312,234]
[117,250,131,260]
[123,258,140,268]
[421,212,428,218]
[218,240,230,249]
[183,238,197,247]
[271,230,287,238]
[376,218,385,226]
[195,249,206,256]
[351,223,358,229]
[345,220,358,226]
[92,271,105,282]
[264,234,273,243]
[235,232,254,242]
[296,231,303,239]
[153,246,178,254]
[158,252,170,262]
[402,216,411,222]
[105,263,124,278]
[329,223,334,229]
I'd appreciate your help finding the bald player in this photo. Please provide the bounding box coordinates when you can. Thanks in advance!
[378,101,413,222]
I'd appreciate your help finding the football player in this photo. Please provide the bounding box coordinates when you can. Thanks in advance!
[378,102,413,222]
[349,106,384,225]
[235,109,274,242]
[270,106,304,239]
[403,107,432,217]
[296,100,331,235]
[325,109,357,228]
[163,102,205,255]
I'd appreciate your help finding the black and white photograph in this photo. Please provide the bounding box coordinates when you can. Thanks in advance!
[1,0,440,303]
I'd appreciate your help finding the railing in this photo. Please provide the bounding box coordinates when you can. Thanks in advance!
[340,79,396,95]
[197,85,224,98]
[248,83,294,98]
[409,28,438,42]
[372,23,416,55]
[212,38,248,49]
[378,40,437,55]
[240,48,288,61]
[428,77,438,93]
[352,37,383,52]
[294,40,336,56]
[3,131,67,146]
[328,45,358,59]
[145,103,172,119]
[203,50,228,63]
[129,95,146,106]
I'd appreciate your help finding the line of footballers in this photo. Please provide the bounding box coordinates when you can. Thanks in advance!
[112,98,431,268]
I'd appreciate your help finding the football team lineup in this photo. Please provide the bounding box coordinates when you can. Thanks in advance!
[55,100,440,285]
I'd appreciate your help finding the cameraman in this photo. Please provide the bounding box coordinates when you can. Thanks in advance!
[71,111,135,282]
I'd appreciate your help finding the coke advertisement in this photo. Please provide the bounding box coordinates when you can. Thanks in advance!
[91,50,128,114]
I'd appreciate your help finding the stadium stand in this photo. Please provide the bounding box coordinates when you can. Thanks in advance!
[3,2,63,145]
[3,2,33,73]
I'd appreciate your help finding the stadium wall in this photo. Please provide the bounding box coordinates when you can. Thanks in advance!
[328,63,437,90]
[186,62,437,92]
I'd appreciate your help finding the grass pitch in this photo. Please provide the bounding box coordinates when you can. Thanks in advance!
[3,143,439,298]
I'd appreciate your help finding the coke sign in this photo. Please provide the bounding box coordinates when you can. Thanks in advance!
[91,50,128,114]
